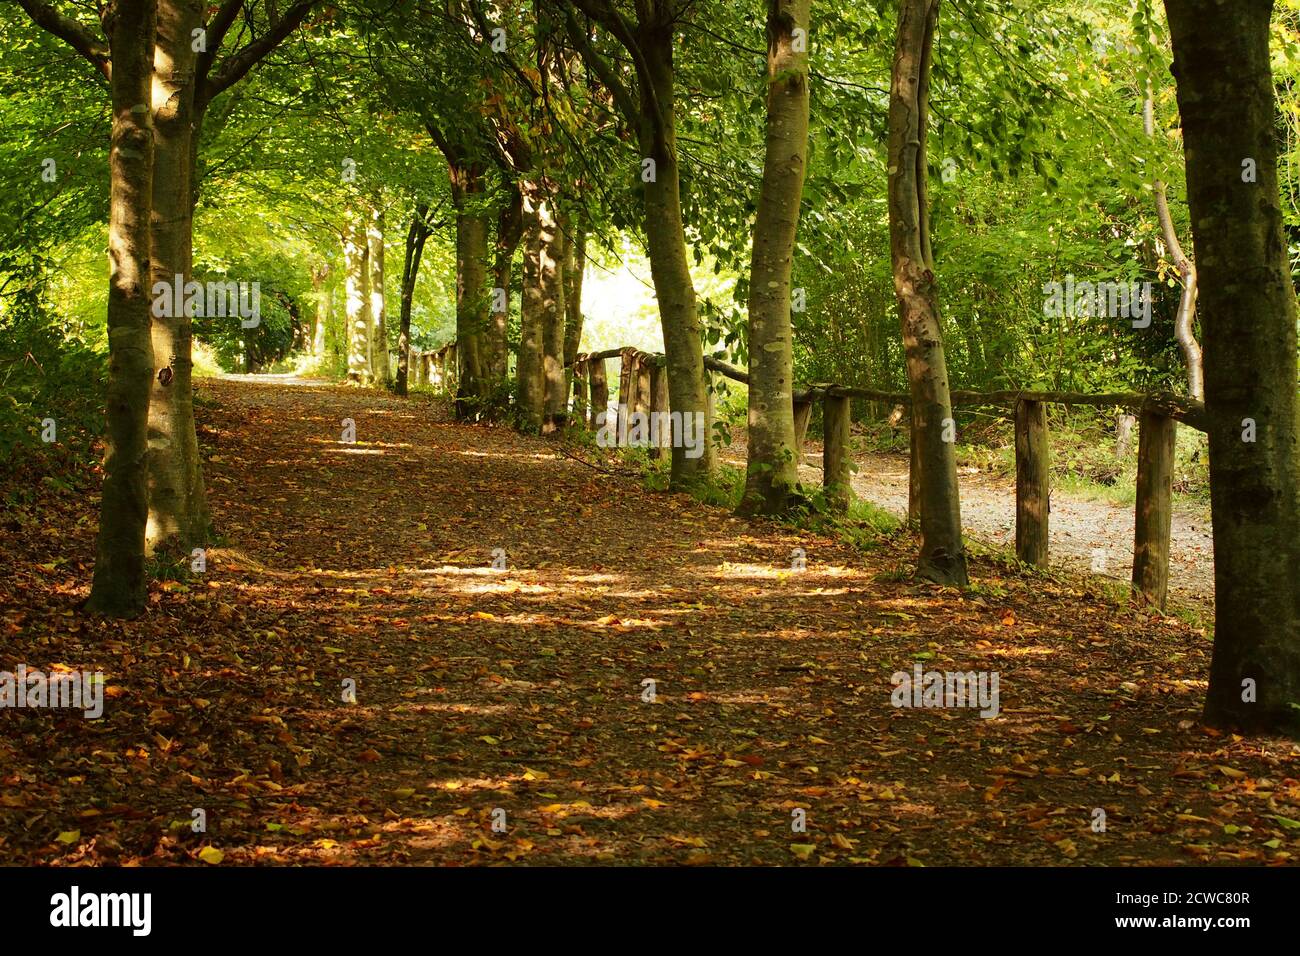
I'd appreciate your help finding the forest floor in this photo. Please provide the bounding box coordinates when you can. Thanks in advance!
[2,376,1299,867]
[720,440,1215,617]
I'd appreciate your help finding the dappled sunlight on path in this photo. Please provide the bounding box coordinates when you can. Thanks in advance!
[2,378,1295,867]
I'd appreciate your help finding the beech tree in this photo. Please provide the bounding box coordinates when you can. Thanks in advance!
[343,217,372,383]
[887,0,968,585]
[517,178,564,430]
[16,0,319,559]
[1163,0,1300,734]
[368,204,389,383]
[80,0,155,616]
[395,203,432,395]
[149,0,318,550]
[555,0,716,487]
[738,0,812,517]
[491,186,524,383]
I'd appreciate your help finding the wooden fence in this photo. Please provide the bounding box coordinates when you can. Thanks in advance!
[415,341,1207,611]
[408,342,458,393]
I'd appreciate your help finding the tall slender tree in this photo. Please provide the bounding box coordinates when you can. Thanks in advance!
[396,203,431,396]
[16,0,320,557]
[739,0,812,517]
[556,0,716,487]
[887,0,968,585]
[1164,0,1300,735]
[90,0,155,614]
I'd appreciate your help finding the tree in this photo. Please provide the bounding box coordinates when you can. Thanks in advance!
[396,204,432,395]
[442,147,492,418]
[154,0,318,549]
[887,0,968,585]
[1164,0,1300,735]
[368,204,389,383]
[1144,90,1203,400]
[517,179,563,429]
[343,217,372,383]
[491,184,524,386]
[556,0,716,487]
[539,196,570,433]
[84,0,156,615]
[738,0,812,517]
[16,0,320,556]
[562,215,587,371]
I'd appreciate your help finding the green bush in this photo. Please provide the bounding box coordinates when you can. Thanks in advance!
[0,304,105,474]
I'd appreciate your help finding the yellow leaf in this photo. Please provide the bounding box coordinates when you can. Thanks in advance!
[198,846,225,864]
[56,830,80,845]
[790,844,816,859]
[1216,765,1247,780]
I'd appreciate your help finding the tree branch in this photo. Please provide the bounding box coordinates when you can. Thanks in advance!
[555,2,639,127]
[200,1,320,104]
[15,0,110,79]
[196,0,244,88]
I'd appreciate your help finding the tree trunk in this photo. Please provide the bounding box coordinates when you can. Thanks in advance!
[396,204,429,397]
[562,219,587,371]
[145,0,208,556]
[87,0,156,616]
[368,205,388,384]
[1132,411,1174,609]
[1165,0,1300,735]
[542,210,569,435]
[1115,412,1136,459]
[648,362,670,456]
[637,25,715,488]
[738,0,811,517]
[1015,399,1050,567]
[311,264,330,357]
[343,220,371,384]
[908,405,922,524]
[491,185,523,386]
[451,163,490,418]
[1144,93,1204,400]
[823,394,854,513]
[588,356,609,429]
[888,0,968,585]
[517,181,562,430]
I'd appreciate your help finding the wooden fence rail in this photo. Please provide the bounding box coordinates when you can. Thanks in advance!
[418,341,1205,610]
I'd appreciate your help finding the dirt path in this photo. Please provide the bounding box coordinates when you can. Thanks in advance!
[722,441,1215,614]
[3,377,1295,867]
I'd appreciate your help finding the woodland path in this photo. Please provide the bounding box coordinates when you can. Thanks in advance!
[4,377,1297,866]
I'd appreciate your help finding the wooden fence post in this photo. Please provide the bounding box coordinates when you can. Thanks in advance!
[706,371,718,453]
[908,405,922,525]
[635,354,652,430]
[823,394,854,513]
[616,348,637,444]
[1015,399,1050,566]
[589,356,609,429]
[792,397,814,458]
[649,362,670,458]
[1132,411,1175,610]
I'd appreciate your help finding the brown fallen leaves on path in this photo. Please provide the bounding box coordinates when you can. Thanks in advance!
[1,377,1298,866]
